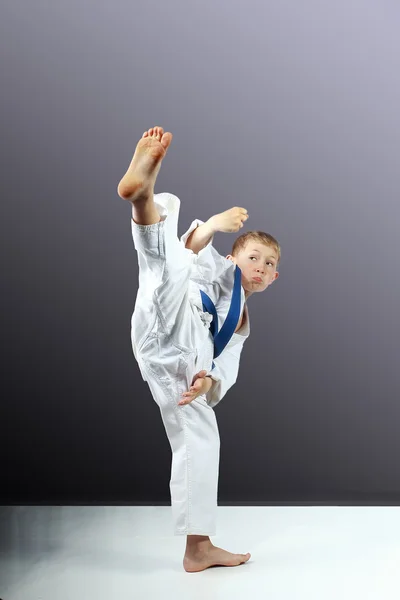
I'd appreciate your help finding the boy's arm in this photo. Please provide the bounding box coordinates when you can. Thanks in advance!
[180,217,228,285]
[183,207,248,255]
[184,216,218,255]
[205,342,244,409]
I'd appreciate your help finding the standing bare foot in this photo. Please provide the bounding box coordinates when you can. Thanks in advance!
[183,537,251,573]
[117,126,173,202]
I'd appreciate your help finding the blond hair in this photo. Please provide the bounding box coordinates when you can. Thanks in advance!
[231,231,281,265]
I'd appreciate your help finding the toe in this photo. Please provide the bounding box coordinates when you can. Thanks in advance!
[160,131,173,149]
[148,128,154,136]
[143,131,148,137]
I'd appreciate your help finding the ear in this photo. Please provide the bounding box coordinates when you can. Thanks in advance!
[226,254,237,265]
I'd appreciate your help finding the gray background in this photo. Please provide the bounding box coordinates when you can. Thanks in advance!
[1,0,399,505]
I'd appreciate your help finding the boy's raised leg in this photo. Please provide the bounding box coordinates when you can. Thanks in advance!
[117,126,173,225]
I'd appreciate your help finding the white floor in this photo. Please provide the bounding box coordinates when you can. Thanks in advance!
[1,505,399,600]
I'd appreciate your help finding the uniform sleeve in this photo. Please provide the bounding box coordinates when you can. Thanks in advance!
[204,342,244,409]
[180,219,230,284]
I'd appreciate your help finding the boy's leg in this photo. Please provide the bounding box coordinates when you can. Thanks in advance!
[117,126,173,225]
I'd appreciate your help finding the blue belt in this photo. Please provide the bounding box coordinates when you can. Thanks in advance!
[200,265,242,369]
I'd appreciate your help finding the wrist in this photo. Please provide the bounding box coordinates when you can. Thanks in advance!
[207,215,219,235]
[204,375,214,392]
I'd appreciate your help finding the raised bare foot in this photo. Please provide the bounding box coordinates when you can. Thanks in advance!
[183,543,251,573]
[117,126,173,202]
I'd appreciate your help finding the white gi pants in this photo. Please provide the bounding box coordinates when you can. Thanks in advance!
[131,193,220,536]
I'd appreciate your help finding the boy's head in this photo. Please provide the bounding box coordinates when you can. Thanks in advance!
[226,231,280,298]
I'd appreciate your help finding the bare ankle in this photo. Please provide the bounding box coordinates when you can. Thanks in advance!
[131,199,161,225]
[186,535,211,549]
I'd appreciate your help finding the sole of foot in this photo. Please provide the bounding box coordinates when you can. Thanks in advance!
[117,126,173,202]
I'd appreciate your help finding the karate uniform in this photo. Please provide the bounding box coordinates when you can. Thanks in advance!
[130,192,250,535]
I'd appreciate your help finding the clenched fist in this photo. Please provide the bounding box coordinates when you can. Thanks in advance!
[211,207,249,233]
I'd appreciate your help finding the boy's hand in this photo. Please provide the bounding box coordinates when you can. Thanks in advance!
[210,207,249,233]
[178,370,212,406]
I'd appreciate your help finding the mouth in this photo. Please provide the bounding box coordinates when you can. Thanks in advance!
[252,277,262,283]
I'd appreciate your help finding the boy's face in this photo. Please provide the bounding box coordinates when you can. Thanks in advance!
[226,241,279,297]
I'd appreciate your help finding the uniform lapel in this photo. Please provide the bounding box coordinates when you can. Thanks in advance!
[200,265,242,359]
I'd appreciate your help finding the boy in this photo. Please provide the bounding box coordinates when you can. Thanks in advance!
[117,127,280,572]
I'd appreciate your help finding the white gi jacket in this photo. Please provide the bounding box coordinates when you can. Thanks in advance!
[131,196,250,409]
[180,220,250,408]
